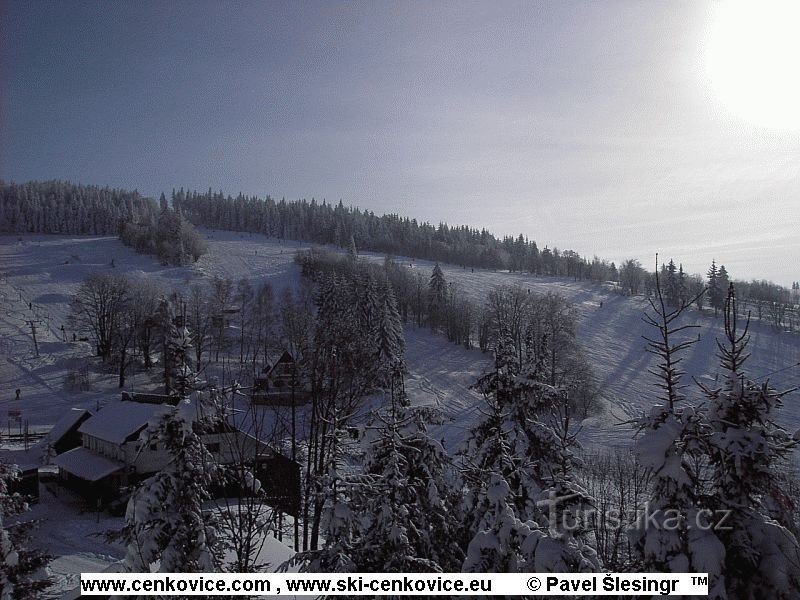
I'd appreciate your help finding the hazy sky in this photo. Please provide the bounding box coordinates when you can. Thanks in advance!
[2,1,798,285]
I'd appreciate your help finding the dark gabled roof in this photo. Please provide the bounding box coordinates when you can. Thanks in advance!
[47,408,93,445]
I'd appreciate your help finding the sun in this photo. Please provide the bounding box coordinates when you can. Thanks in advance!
[705,0,800,130]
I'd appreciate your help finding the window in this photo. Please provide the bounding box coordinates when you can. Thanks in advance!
[207,442,221,454]
[150,443,158,452]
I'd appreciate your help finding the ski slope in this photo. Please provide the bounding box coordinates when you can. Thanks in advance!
[2,230,800,445]
[0,232,309,427]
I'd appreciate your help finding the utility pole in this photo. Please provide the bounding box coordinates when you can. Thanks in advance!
[28,320,39,357]
[291,360,298,550]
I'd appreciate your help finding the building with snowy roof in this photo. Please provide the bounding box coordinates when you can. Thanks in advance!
[46,408,93,455]
[53,395,300,514]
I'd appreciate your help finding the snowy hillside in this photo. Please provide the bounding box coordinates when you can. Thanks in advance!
[364,252,800,447]
[2,230,799,444]
[0,232,308,426]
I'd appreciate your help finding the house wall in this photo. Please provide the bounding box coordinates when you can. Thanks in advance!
[124,441,170,474]
[114,432,256,476]
[83,435,122,460]
[199,430,262,465]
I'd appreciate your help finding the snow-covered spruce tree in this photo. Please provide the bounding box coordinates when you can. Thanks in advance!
[354,270,379,345]
[428,263,448,332]
[347,234,358,262]
[373,279,405,379]
[707,260,723,317]
[463,326,598,573]
[349,365,464,572]
[0,464,49,600]
[303,270,393,551]
[717,265,729,295]
[629,261,725,596]
[665,259,680,308]
[291,363,465,575]
[678,263,688,308]
[119,397,225,574]
[474,326,519,409]
[512,327,599,572]
[461,384,538,572]
[519,386,598,570]
[698,284,800,599]
[158,296,198,398]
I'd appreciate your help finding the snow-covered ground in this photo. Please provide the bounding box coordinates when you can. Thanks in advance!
[0,232,309,426]
[3,230,799,441]
[388,258,800,448]
[2,231,800,596]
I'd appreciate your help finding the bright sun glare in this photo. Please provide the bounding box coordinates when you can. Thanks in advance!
[705,0,800,130]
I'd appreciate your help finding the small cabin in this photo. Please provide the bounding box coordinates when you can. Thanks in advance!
[252,351,311,406]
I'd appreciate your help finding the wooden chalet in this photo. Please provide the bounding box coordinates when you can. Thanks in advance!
[251,350,311,406]
[53,394,301,513]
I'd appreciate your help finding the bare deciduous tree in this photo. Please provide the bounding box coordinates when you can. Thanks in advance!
[69,273,129,361]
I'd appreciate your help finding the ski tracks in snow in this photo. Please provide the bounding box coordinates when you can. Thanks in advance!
[403,326,490,450]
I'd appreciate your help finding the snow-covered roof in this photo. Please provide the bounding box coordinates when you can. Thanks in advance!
[78,401,168,445]
[47,408,92,444]
[53,447,125,482]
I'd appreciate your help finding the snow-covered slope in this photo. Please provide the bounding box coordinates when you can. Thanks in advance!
[0,232,309,426]
[399,259,800,447]
[2,231,799,444]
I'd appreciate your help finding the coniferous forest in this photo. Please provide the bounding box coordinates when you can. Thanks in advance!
[2,179,797,324]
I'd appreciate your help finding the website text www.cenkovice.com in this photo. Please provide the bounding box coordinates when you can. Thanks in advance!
[79,572,709,596]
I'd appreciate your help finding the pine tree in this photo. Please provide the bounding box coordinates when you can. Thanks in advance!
[629,259,724,593]
[428,263,448,331]
[354,367,464,572]
[302,272,386,552]
[158,297,198,398]
[374,281,405,377]
[461,387,536,572]
[664,259,680,308]
[347,234,358,262]
[464,325,598,573]
[708,260,723,317]
[698,284,800,598]
[717,265,729,293]
[475,326,518,409]
[678,263,687,307]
